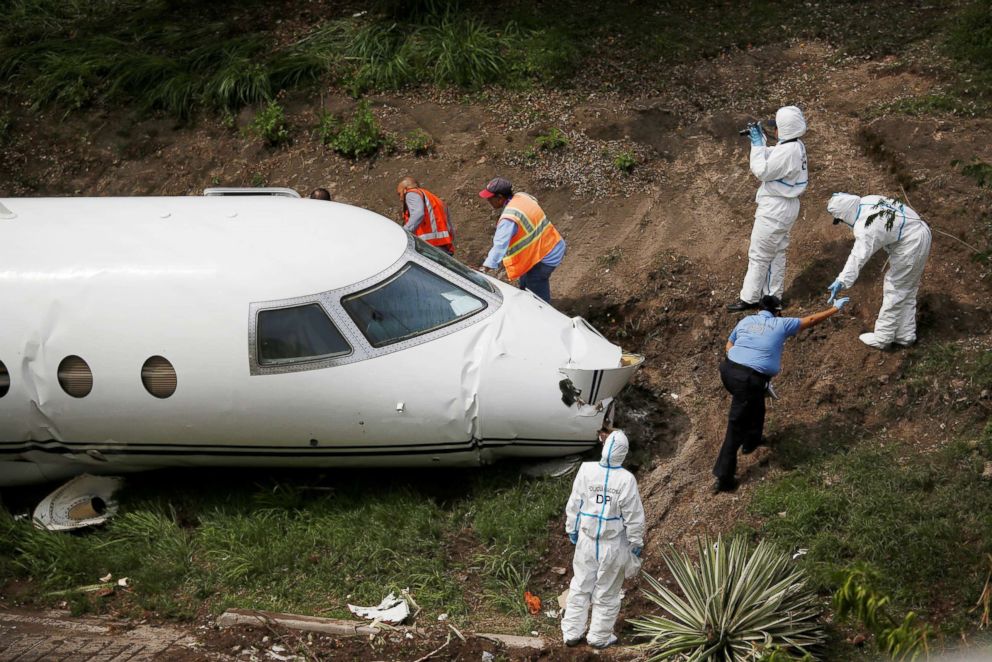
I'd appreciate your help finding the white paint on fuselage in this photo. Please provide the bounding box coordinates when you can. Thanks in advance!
[0,196,633,485]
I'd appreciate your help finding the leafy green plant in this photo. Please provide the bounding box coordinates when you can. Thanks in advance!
[862,196,906,231]
[630,536,826,661]
[322,101,391,158]
[833,565,931,660]
[403,128,433,156]
[248,101,290,146]
[534,127,568,152]
[614,150,637,174]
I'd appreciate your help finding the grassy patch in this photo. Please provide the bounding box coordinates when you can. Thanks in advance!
[904,341,992,408]
[750,437,992,632]
[0,464,573,624]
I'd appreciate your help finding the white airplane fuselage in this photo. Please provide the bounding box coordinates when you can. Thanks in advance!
[0,196,640,486]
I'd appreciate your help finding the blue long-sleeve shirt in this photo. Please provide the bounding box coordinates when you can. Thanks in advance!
[727,311,801,376]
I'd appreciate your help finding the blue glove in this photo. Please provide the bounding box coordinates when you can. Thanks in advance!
[833,297,850,311]
[826,279,845,303]
[631,547,642,558]
[748,124,765,147]
[568,532,578,545]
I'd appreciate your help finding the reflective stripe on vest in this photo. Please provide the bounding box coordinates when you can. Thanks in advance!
[501,193,562,280]
[405,188,452,247]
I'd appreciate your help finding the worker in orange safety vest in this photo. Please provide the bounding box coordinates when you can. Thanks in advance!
[396,176,455,255]
[478,177,566,304]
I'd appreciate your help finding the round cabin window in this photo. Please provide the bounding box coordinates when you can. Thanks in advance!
[58,356,93,398]
[0,360,9,398]
[141,356,177,399]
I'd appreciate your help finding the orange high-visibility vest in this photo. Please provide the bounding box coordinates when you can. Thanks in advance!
[403,188,454,251]
[501,193,562,280]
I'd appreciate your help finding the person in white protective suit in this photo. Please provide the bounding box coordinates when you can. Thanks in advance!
[728,106,809,311]
[825,193,932,349]
[561,429,645,649]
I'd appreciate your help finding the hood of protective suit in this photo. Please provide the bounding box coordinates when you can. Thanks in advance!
[775,106,807,141]
[600,430,629,467]
[828,192,861,226]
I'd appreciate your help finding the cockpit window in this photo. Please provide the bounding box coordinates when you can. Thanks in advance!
[414,238,495,293]
[257,304,351,364]
[342,263,486,347]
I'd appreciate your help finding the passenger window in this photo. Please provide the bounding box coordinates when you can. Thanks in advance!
[0,359,8,398]
[414,238,495,292]
[342,263,485,347]
[257,304,351,365]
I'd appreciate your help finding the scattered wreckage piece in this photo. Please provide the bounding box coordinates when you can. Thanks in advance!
[32,474,123,531]
[346,592,410,625]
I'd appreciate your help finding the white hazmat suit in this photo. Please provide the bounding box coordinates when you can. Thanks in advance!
[561,430,645,648]
[828,193,932,348]
[739,106,809,303]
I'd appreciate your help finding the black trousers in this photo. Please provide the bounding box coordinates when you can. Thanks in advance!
[713,359,769,483]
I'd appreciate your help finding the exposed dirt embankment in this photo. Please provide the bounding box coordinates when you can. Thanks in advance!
[2,41,991,638]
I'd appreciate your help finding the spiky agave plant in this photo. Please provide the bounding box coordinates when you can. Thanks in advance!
[630,536,826,661]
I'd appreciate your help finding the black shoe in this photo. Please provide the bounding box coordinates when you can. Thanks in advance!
[712,477,739,493]
[726,299,758,312]
[565,637,584,647]
[742,436,769,455]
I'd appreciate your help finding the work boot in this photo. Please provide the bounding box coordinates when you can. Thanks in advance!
[712,477,739,494]
[742,436,769,454]
[589,634,618,649]
[859,332,889,349]
[565,637,584,647]
[726,299,758,312]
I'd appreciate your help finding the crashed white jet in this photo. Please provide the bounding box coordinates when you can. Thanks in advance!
[0,190,642,487]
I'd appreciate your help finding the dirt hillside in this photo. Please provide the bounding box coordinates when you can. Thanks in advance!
[2,36,991,650]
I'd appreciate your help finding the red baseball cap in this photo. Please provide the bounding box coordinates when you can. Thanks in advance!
[479,177,513,199]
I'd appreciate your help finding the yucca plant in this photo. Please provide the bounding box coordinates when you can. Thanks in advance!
[630,536,826,661]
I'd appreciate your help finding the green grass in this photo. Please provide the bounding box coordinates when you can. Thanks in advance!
[613,150,637,175]
[904,341,992,407]
[0,464,573,623]
[4,1,982,119]
[749,434,992,632]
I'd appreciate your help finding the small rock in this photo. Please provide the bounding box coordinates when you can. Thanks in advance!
[878,375,889,385]
[438,613,449,622]
[982,462,992,481]
[981,389,990,400]
[551,566,567,575]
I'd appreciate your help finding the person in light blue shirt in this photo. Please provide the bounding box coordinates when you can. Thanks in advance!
[713,294,849,492]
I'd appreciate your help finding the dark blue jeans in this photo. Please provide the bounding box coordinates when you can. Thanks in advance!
[518,261,556,303]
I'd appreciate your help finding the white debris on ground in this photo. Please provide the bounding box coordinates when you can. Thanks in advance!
[346,592,410,625]
[32,474,124,531]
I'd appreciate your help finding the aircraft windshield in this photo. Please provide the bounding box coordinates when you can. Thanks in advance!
[414,239,495,292]
[257,304,352,364]
[342,263,486,347]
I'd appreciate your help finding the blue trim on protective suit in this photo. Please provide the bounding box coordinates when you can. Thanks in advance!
[772,179,808,187]
[593,436,617,561]
[572,498,583,534]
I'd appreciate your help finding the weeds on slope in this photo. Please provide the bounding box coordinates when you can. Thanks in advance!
[749,428,992,635]
[0,464,574,623]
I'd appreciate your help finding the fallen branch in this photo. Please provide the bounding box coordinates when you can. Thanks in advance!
[412,632,451,662]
